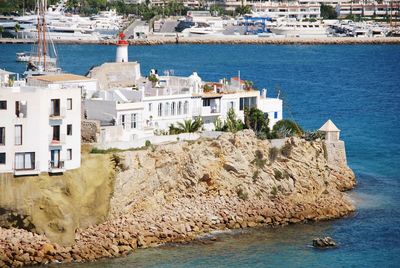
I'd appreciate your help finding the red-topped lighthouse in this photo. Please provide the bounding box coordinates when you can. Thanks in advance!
[115,32,128,63]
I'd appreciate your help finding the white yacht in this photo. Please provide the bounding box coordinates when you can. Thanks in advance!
[269,19,328,37]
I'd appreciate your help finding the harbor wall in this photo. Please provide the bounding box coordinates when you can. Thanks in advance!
[1,37,400,45]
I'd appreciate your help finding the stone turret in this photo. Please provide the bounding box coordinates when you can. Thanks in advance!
[319,120,347,168]
[319,119,340,142]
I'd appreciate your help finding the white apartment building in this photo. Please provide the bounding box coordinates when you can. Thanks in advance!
[336,2,400,18]
[0,74,81,176]
[252,1,321,19]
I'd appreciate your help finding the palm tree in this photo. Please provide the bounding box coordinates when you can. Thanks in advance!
[176,118,203,133]
[14,23,20,39]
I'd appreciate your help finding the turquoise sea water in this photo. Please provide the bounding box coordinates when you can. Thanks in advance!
[1,44,400,267]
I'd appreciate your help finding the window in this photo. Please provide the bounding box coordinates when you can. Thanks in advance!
[203,99,211,107]
[0,153,5,164]
[51,99,60,116]
[239,97,257,111]
[15,125,22,145]
[15,101,27,118]
[120,115,126,129]
[148,103,152,112]
[52,125,60,141]
[274,112,278,119]
[67,98,72,110]
[171,102,176,116]
[0,127,4,145]
[177,102,182,115]
[158,103,162,117]
[131,114,137,129]
[67,149,72,160]
[0,101,6,110]
[67,124,72,135]
[15,152,35,170]
[184,101,189,114]
[50,150,61,168]
[164,102,170,116]
[229,101,234,109]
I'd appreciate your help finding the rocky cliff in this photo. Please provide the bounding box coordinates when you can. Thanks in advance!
[0,130,356,267]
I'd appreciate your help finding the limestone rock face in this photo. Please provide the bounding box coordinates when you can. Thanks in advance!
[0,153,114,245]
[111,130,356,222]
[0,130,356,267]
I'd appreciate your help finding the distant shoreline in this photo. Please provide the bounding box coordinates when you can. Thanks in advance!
[1,36,400,46]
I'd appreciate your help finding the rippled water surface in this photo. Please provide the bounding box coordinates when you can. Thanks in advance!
[1,44,399,267]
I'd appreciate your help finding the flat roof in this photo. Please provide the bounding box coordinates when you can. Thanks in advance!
[32,73,91,83]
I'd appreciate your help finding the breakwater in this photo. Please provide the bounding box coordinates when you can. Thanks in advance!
[1,37,400,46]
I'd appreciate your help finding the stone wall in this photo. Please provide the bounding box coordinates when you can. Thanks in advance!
[81,120,100,143]
[324,140,348,169]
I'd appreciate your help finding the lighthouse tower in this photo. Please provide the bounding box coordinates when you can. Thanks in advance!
[115,32,128,63]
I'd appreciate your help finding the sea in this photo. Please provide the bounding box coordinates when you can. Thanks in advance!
[1,44,399,267]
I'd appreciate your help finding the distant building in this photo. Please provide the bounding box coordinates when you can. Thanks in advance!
[0,74,82,176]
[252,1,321,20]
[336,2,400,18]
[83,35,283,145]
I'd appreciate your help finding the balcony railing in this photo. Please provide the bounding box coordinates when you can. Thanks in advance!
[49,134,66,146]
[201,106,220,116]
[49,107,66,119]
[48,160,65,174]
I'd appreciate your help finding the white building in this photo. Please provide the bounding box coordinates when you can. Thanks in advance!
[82,34,282,146]
[336,2,400,18]
[0,74,81,176]
[252,1,321,20]
[26,73,98,99]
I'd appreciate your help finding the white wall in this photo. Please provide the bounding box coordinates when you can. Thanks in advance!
[0,84,81,175]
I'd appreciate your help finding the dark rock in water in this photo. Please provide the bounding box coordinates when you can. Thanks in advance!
[313,237,337,248]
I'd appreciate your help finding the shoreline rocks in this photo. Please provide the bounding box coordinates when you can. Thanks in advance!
[313,237,337,248]
[0,131,356,267]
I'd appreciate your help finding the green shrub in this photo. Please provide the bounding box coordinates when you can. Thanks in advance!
[145,140,151,147]
[236,188,249,201]
[280,143,293,158]
[110,153,128,171]
[303,130,325,141]
[270,186,278,197]
[271,119,303,138]
[252,170,260,183]
[252,150,267,168]
[274,169,283,180]
[269,147,279,162]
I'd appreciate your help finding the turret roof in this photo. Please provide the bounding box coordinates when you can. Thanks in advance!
[319,119,340,132]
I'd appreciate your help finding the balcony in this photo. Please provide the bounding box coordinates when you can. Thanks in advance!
[49,134,66,147]
[48,160,65,174]
[201,106,220,116]
[14,162,40,176]
[49,107,66,121]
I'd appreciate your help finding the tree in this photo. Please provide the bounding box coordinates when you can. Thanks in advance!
[235,0,252,16]
[271,119,303,138]
[213,108,244,133]
[244,107,270,139]
[320,4,337,19]
[225,108,244,133]
[176,117,203,133]
[14,23,20,33]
